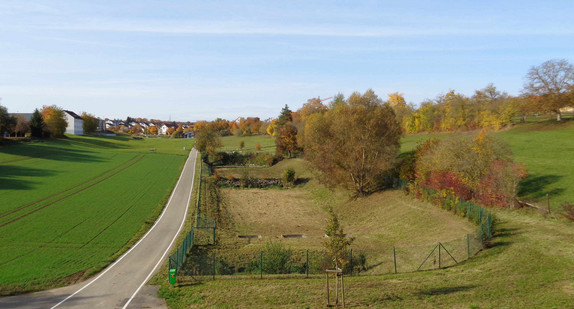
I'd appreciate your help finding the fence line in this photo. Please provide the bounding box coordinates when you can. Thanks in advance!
[396,179,494,240]
[168,157,216,276]
[168,166,496,283]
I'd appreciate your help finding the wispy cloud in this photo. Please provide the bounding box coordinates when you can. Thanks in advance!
[41,19,574,38]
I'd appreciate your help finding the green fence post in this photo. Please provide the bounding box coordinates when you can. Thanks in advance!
[480,224,484,245]
[438,242,441,269]
[467,234,470,259]
[260,251,263,279]
[349,249,353,276]
[393,247,397,274]
[487,215,491,239]
[306,250,309,278]
[213,221,216,244]
[212,253,216,280]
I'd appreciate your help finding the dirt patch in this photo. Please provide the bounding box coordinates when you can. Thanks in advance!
[223,188,328,240]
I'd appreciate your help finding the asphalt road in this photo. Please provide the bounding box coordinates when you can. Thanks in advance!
[0,149,198,309]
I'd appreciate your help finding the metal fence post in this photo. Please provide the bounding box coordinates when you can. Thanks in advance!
[260,251,263,279]
[306,250,309,278]
[393,247,397,274]
[212,253,216,280]
[467,234,470,259]
[438,242,441,269]
[349,249,353,276]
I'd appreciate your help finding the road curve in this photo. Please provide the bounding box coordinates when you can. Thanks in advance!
[0,149,198,309]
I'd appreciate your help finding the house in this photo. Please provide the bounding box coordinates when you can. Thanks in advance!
[9,113,33,122]
[182,131,195,139]
[63,110,84,135]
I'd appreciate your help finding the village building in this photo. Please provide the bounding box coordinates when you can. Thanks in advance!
[63,110,84,135]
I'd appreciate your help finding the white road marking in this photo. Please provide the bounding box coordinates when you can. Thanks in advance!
[122,150,197,308]
[50,150,197,309]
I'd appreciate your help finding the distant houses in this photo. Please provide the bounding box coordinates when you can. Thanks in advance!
[63,110,84,135]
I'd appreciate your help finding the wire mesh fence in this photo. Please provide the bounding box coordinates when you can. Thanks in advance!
[176,224,485,279]
[168,163,494,283]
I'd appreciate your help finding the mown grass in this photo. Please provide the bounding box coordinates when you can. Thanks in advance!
[0,135,194,295]
[218,135,276,153]
[156,202,574,308]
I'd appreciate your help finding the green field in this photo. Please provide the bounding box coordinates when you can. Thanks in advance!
[218,135,276,153]
[0,135,194,294]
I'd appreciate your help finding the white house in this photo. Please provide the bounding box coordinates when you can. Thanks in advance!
[63,110,84,135]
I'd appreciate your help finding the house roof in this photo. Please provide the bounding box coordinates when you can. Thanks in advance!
[63,110,83,120]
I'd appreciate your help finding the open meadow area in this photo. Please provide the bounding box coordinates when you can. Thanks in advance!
[154,120,574,308]
[0,135,193,295]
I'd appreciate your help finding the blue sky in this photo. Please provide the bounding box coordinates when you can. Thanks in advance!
[1,0,573,121]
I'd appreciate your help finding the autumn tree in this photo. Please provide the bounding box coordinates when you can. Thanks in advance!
[41,105,67,137]
[295,97,328,122]
[131,124,143,135]
[81,112,99,134]
[275,123,299,157]
[195,126,222,157]
[14,115,30,137]
[266,119,279,136]
[305,89,402,196]
[29,109,45,138]
[147,125,158,135]
[523,59,574,121]
[387,92,413,132]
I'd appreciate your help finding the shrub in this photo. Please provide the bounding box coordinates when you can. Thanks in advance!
[239,140,245,150]
[255,144,262,151]
[240,169,252,188]
[282,168,296,187]
[261,242,293,274]
[562,202,574,221]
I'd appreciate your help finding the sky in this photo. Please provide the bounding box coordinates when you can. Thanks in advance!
[1,1,573,122]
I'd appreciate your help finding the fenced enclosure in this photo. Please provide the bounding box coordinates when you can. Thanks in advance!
[176,222,484,280]
[169,160,494,283]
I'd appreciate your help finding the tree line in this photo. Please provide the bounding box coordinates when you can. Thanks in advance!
[0,104,100,138]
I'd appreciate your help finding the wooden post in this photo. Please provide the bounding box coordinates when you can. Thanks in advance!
[393,247,397,274]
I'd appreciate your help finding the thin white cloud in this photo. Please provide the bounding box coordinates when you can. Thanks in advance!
[40,19,574,38]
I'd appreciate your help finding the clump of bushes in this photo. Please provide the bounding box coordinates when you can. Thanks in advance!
[400,133,527,208]
[282,168,296,187]
[211,151,282,167]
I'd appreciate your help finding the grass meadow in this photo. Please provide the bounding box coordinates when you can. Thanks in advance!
[218,135,276,154]
[0,135,193,294]
[154,120,574,308]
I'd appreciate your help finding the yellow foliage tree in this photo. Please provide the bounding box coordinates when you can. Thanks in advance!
[41,105,68,137]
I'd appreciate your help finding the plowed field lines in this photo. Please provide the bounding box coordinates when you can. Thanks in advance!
[0,155,145,228]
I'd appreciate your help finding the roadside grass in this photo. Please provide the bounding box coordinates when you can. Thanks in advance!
[399,119,574,212]
[0,135,193,295]
[218,135,276,153]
